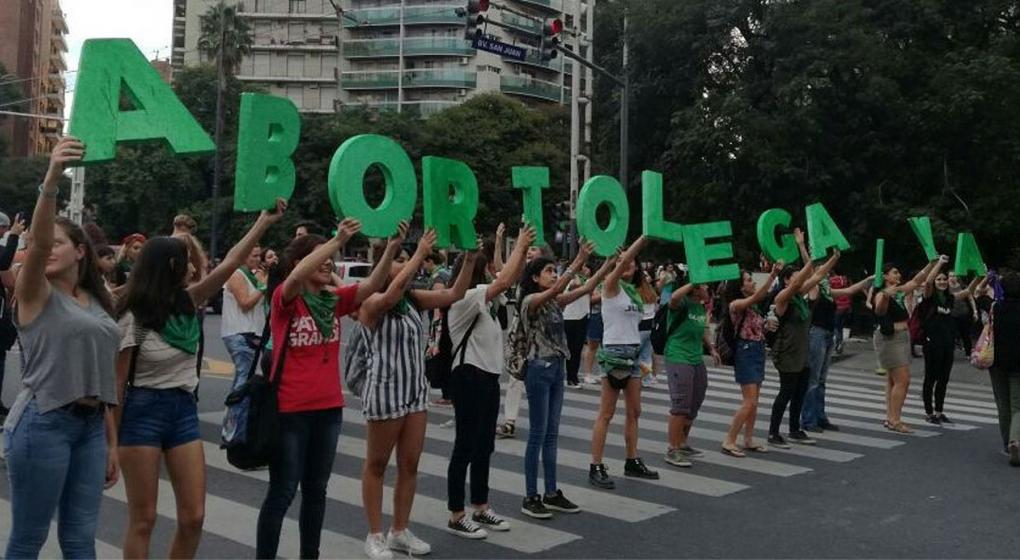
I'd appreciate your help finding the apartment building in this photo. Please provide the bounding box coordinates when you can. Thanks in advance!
[0,0,68,157]
[171,0,592,116]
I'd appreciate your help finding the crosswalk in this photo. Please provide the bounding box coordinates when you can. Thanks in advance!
[0,361,999,558]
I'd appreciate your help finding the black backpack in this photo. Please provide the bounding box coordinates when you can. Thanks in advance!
[426,308,480,388]
[651,304,685,355]
[715,307,746,366]
[0,293,17,352]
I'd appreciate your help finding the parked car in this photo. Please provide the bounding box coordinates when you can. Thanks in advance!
[335,261,371,285]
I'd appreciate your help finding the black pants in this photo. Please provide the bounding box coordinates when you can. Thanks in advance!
[257,407,343,559]
[447,365,501,512]
[922,341,955,415]
[954,316,973,356]
[564,317,589,385]
[770,369,809,435]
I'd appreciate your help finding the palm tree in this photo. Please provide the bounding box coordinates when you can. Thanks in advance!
[197,2,252,260]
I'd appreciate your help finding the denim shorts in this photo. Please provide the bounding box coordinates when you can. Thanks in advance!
[733,339,766,386]
[586,313,604,342]
[599,344,643,379]
[119,387,200,450]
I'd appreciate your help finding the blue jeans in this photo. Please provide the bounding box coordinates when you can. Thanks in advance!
[256,407,342,559]
[222,334,257,444]
[4,399,107,559]
[802,326,834,429]
[524,357,565,498]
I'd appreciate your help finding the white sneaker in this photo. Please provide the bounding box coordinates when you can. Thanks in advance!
[365,533,393,560]
[439,419,455,429]
[583,374,599,385]
[387,528,431,555]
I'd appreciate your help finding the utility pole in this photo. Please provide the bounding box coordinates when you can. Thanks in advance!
[397,0,406,113]
[210,9,226,260]
[328,0,345,111]
[620,10,629,191]
[69,166,85,225]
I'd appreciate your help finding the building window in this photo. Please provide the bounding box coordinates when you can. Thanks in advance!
[289,0,305,14]
[287,55,304,77]
[288,22,305,42]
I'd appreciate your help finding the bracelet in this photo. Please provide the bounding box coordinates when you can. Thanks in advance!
[38,184,58,198]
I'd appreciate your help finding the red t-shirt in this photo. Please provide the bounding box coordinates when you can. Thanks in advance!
[270,284,360,413]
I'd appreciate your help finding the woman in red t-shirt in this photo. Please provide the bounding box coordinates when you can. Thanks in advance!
[255,219,405,560]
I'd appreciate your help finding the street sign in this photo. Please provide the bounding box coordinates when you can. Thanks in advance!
[472,35,527,61]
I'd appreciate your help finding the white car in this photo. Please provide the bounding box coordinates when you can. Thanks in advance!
[334,261,371,285]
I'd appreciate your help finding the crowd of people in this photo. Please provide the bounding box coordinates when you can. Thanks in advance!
[0,137,1017,560]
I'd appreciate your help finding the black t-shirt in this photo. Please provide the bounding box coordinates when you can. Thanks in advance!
[810,296,836,331]
[921,294,956,346]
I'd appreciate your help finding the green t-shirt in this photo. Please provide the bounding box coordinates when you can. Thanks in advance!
[664,297,709,365]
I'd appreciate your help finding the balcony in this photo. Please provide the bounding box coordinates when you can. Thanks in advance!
[236,74,337,84]
[506,52,573,74]
[342,70,476,90]
[250,42,336,52]
[500,75,567,103]
[344,37,473,59]
[512,0,564,13]
[51,9,68,34]
[343,5,462,28]
[501,12,542,35]
[346,100,460,117]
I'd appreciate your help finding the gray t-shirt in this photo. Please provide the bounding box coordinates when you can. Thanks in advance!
[521,294,570,360]
[119,311,199,391]
[5,289,119,430]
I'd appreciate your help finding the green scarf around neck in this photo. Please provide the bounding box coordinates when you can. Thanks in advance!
[819,278,833,302]
[302,289,337,340]
[394,295,412,316]
[620,281,645,310]
[791,294,811,321]
[240,267,265,292]
[161,314,200,355]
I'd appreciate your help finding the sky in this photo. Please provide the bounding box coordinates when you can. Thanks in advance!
[62,0,173,120]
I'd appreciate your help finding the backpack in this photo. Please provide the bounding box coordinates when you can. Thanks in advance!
[650,304,685,355]
[221,318,270,449]
[504,304,530,381]
[0,294,17,352]
[344,323,370,398]
[715,307,746,366]
[425,308,480,388]
[907,300,929,346]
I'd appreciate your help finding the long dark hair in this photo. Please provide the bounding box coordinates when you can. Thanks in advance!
[521,257,555,298]
[283,233,328,277]
[723,269,750,307]
[449,251,489,290]
[116,236,193,329]
[57,217,114,316]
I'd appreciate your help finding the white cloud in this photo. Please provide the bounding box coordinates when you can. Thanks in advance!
[63,0,173,121]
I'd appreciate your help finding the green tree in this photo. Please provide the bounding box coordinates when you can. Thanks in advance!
[197,2,253,75]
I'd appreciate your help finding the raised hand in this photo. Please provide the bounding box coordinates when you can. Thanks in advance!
[496,222,506,242]
[335,218,362,245]
[517,224,537,247]
[577,240,595,260]
[415,228,437,256]
[793,227,805,245]
[10,213,26,236]
[772,260,785,274]
[389,220,409,247]
[260,198,288,224]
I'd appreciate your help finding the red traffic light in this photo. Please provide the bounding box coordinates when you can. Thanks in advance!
[467,0,490,13]
[544,18,563,36]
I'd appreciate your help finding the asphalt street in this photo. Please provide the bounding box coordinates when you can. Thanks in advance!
[0,315,1014,559]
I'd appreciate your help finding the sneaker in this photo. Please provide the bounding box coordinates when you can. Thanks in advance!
[588,463,615,489]
[364,533,393,560]
[439,419,455,429]
[471,508,510,532]
[495,421,515,439]
[567,381,581,389]
[624,457,660,479]
[767,434,791,449]
[924,414,942,425]
[583,374,599,385]
[678,445,704,458]
[937,413,954,425]
[543,490,580,513]
[387,528,430,555]
[819,420,839,431]
[432,398,452,407]
[521,495,552,519]
[446,516,488,539]
[787,431,817,446]
[663,448,693,468]
[1009,442,1020,467]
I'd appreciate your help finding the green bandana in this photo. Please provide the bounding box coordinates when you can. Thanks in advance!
[620,281,645,310]
[791,294,810,321]
[935,290,949,307]
[160,314,200,355]
[394,295,412,315]
[302,290,337,340]
[240,267,265,292]
[819,278,833,302]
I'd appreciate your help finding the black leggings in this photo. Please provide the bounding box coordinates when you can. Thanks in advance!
[564,318,589,384]
[954,316,974,356]
[770,369,809,435]
[923,341,955,415]
[447,365,501,512]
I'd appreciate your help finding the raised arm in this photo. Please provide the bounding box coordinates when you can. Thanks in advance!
[0,214,24,272]
[225,272,264,312]
[832,275,875,298]
[486,225,535,302]
[280,218,361,304]
[526,241,593,314]
[414,239,482,311]
[731,261,783,313]
[668,282,698,310]
[355,221,407,305]
[801,249,841,294]
[922,256,948,297]
[359,229,436,328]
[16,137,81,324]
[603,236,648,298]
[899,260,937,294]
[774,232,815,317]
[188,198,287,306]
[560,254,617,307]
[967,274,991,301]
[491,222,506,274]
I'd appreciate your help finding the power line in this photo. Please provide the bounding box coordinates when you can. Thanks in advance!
[0,109,64,121]
[0,89,74,110]
[0,70,77,87]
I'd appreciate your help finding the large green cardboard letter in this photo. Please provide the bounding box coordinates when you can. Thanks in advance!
[512,167,549,246]
[68,39,214,164]
[954,233,988,277]
[422,156,479,250]
[756,208,798,264]
[683,221,739,284]
[327,134,417,238]
[908,217,939,261]
[576,175,629,257]
[234,94,300,211]
[641,171,683,242]
[874,239,885,288]
[805,202,851,259]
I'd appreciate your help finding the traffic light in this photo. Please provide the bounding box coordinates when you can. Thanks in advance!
[456,0,489,41]
[540,18,563,62]
[552,200,571,225]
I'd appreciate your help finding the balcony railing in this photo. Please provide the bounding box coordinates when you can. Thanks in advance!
[346,100,460,117]
[506,52,573,74]
[344,37,474,58]
[512,0,563,12]
[501,13,542,35]
[500,75,567,103]
[343,5,462,27]
[342,70,476,90]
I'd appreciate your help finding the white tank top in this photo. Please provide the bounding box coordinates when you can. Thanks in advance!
[601,289,643,345]
[221,270,266,336]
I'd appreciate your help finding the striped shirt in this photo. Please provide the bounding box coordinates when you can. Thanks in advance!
[362,305,429,421]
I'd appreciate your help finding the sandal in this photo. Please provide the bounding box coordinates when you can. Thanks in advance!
[721,444,746,458]
[882,420,893,430]
[742,443,769,453]
[888,422,913,434]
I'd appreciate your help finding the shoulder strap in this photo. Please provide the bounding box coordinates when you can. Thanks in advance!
[193,314,206,400]
[247,315,272,380]
[127,325,147,388]
[270,312,292,389]
[455,313,482,367]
